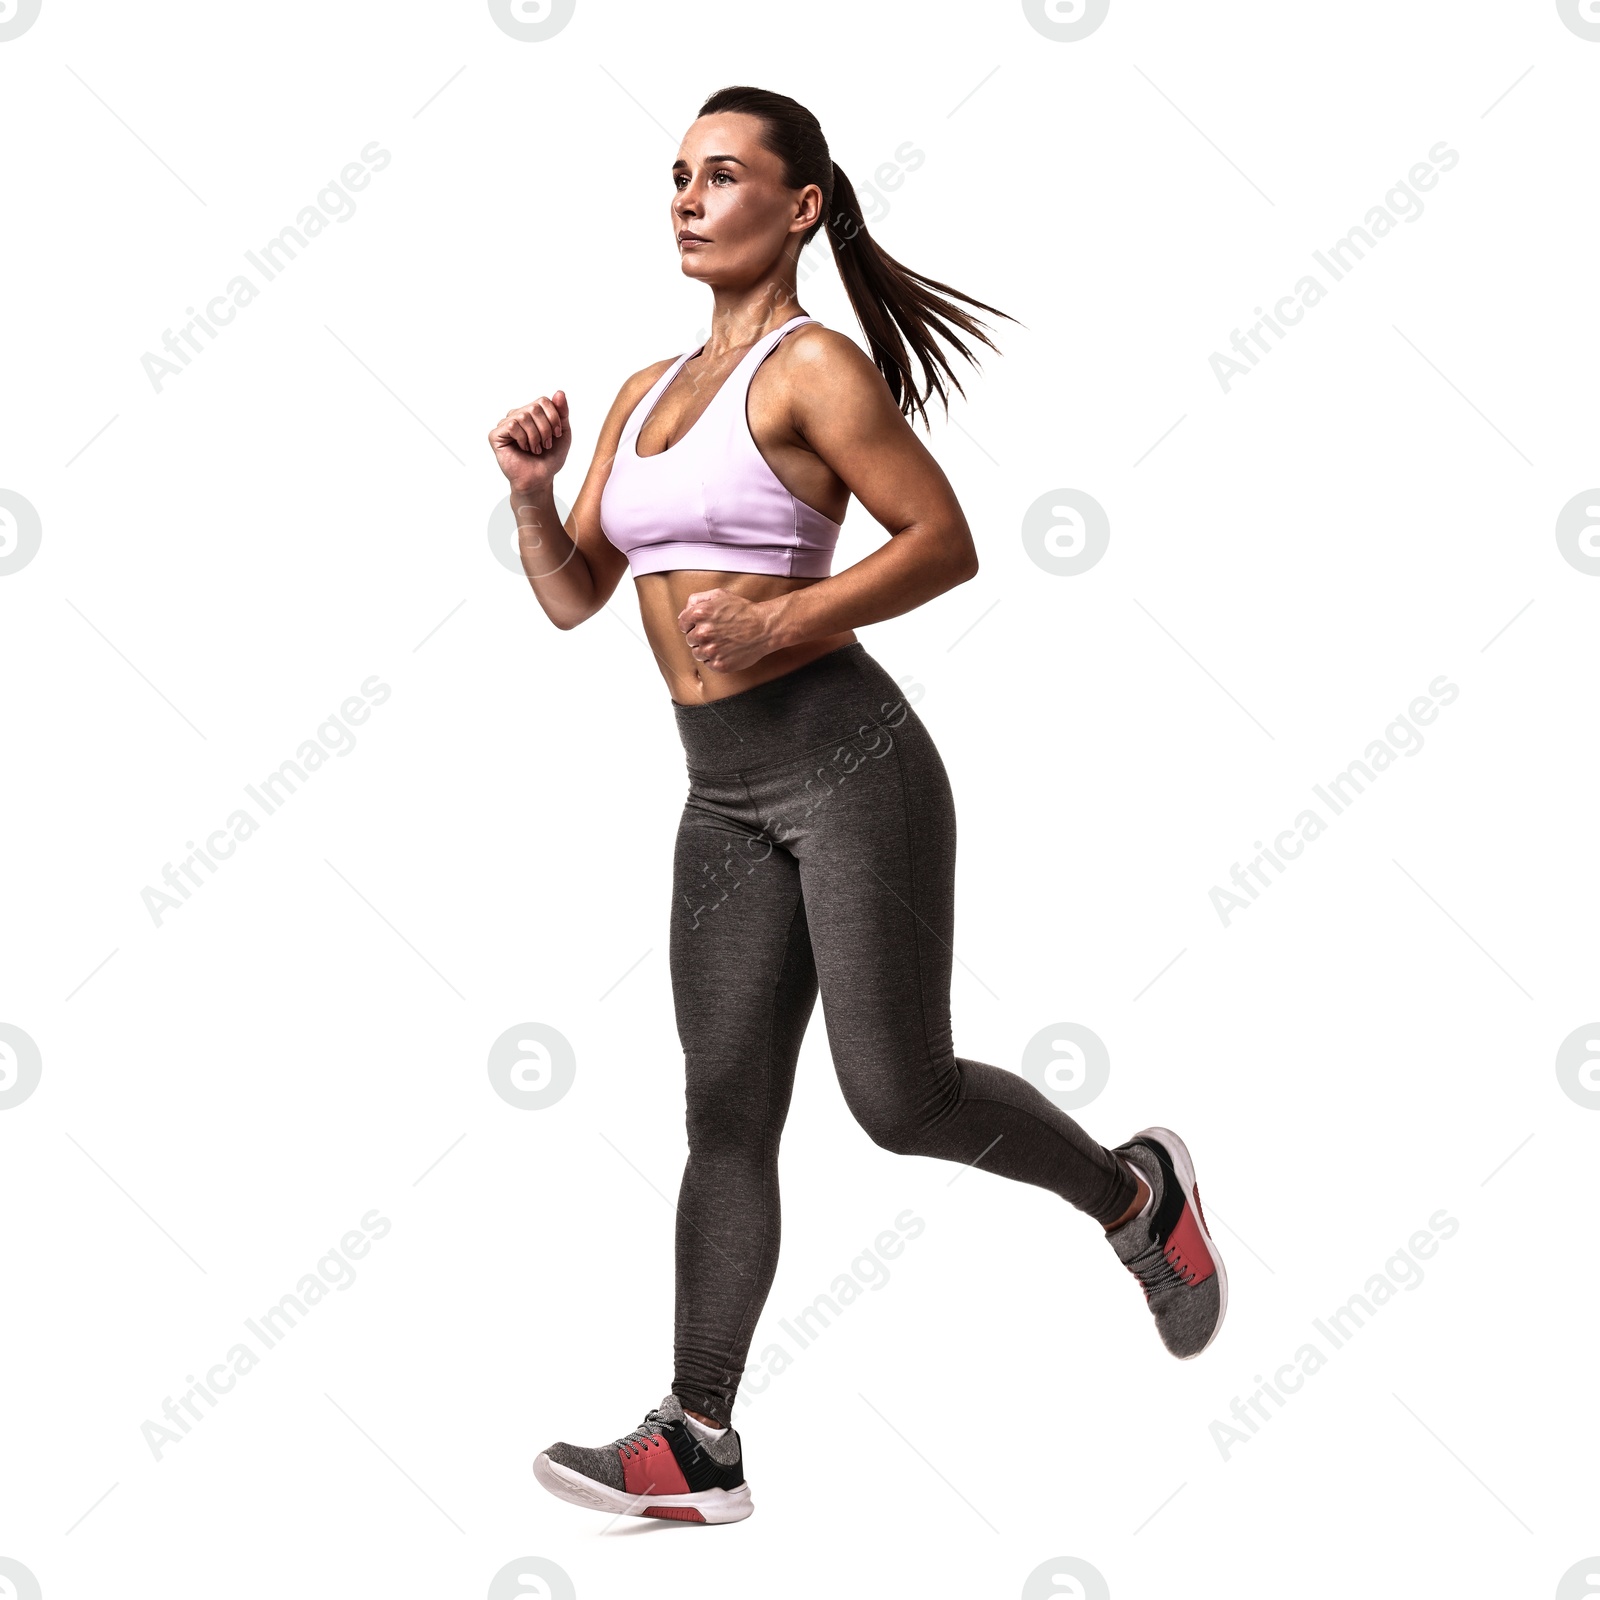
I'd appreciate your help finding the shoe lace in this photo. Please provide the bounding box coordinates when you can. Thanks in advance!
[1122,1231,1187,1300]
[614,1406,672,1459]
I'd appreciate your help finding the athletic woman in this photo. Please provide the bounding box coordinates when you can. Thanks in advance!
[488,86,1226,1526]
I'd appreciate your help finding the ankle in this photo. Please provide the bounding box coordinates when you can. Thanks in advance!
[684,1408,724,1430]
[1105,1176,1150,1233]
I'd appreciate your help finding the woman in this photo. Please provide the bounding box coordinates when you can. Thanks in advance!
[489,86,1226,1526]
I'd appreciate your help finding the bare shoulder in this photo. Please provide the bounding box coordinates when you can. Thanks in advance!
[771,321,899,433]
[775,321,879,385]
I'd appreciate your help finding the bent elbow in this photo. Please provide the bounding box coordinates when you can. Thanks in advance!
[941,526,979,585]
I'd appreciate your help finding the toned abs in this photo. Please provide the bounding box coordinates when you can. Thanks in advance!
[636,571,856,707]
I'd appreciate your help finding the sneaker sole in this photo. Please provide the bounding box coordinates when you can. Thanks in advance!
[532,1452,754,1524]
[1135,1123,1228,1356]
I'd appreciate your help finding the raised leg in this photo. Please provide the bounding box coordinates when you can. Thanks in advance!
[748,703,1138,1228]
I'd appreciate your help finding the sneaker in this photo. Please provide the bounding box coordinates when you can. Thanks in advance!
[1106,1125,1227,1358]
[532,1393,752,1524]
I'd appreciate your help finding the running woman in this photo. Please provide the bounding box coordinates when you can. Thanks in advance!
[488,85,1226,1526]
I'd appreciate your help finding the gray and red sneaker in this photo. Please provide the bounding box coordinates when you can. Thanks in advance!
[1107,1126,1227,1358]
[533,1393,752,1524]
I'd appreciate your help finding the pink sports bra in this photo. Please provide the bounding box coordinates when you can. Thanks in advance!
[600,314,844,579]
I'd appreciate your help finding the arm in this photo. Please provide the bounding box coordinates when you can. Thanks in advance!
[487,363,670,630]
[677,330,980,668]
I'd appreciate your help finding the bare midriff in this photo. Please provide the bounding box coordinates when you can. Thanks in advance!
[635,570,857,707]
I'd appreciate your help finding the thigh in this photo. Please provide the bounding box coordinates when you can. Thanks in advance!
[670,792,818,1135]
[782,707,960,1123]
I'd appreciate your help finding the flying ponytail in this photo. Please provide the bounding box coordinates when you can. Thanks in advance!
[696,86,1018,431]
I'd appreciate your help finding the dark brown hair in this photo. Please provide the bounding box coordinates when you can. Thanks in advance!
[696,85,1018,432]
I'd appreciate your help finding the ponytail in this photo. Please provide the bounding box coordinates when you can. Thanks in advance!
[696,86,1018,431]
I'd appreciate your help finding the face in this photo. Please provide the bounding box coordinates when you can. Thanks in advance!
[671,112,821,287]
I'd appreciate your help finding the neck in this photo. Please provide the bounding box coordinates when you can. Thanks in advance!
[698,283,807,359]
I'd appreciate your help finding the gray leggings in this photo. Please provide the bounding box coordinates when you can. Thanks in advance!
[668,642,1137,1427]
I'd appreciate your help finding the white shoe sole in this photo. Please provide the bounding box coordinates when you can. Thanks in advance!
[1135,1124,1228,1356]
[532,1452,754,1524]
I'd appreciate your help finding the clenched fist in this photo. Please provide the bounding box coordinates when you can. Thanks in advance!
[489,392,571,495]
[677,587,783,673]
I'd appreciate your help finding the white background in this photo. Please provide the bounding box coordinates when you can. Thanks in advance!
[2,1,1596,1596]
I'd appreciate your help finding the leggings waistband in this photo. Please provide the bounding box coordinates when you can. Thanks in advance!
[672,642,907,775]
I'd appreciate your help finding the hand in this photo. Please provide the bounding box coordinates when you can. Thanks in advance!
[489,392,571,495]
[677,588,781,673]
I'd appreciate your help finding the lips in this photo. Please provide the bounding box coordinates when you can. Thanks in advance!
[679,233,708,244]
